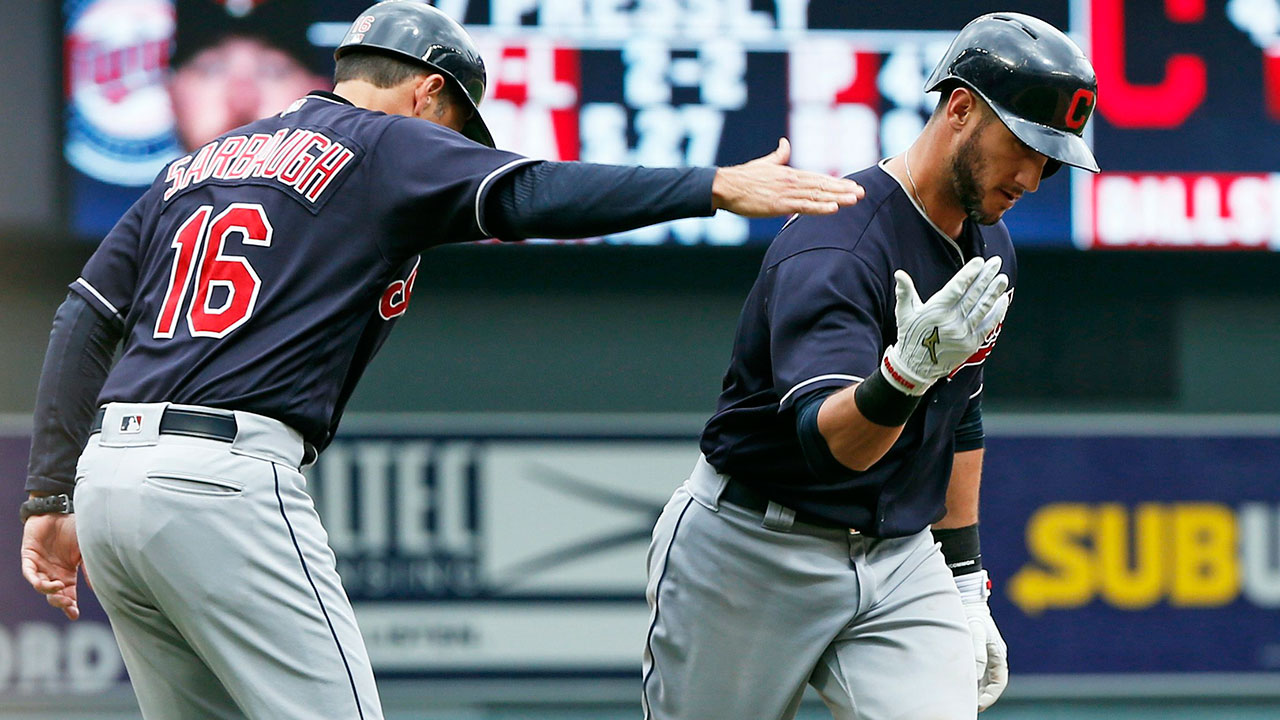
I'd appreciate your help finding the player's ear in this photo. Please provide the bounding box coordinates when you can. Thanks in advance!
[946,88,978,131]
[411,73,449,115]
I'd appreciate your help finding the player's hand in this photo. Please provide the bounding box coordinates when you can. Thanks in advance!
[20,512,83,620]
[711,138,865,217]
[958,571,1008,711]
[880,256,1010,396]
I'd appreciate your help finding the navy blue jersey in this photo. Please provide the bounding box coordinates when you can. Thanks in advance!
[70,91,532,449]
[700,162,1017,538]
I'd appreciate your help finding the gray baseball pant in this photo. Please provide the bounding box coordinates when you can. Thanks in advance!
[642,456,976,720]
[75,403,382,720]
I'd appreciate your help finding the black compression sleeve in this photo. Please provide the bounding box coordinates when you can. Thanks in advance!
[954,396,985,452]
[484,162,717,240]
[26,293,121,496]
[794,388,858,479]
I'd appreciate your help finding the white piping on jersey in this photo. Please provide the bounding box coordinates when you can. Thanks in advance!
[304,93,346,105]
[779,374,864,408]
[475,158,540,237]
[877,159,964,265]
[75,278,122,321]
[969,382,984,399]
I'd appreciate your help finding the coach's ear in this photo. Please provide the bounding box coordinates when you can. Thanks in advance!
[411,73,450,118]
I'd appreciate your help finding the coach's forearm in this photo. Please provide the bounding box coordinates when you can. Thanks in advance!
[814,384,905,472]
[485,162,716,240]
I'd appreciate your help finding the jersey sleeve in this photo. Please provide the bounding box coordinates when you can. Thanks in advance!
[371,118,536,258]
[767,245,889,411]
[69,190,149,323]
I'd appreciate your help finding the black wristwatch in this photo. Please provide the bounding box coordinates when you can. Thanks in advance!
[19,494,74,524]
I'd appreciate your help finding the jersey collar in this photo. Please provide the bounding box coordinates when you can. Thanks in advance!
[307,90,354,106]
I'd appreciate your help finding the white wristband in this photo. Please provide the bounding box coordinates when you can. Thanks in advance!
[955,569,990,604]
[880,345,935,397]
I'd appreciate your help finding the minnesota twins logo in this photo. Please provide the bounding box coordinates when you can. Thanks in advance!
[921,326,941,364]
[65,0,182,186]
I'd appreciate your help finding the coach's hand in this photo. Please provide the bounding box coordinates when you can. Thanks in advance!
[879,256,1009,396]
[21,512,83,620]
[711,138,865,217]
[958,570,1008,711]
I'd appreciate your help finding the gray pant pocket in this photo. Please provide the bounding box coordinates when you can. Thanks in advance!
[144,472,244,496]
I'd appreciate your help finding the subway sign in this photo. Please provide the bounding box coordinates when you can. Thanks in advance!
[982,434,1280,674]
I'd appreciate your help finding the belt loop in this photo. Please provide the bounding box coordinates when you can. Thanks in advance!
[687,455,728,511]
[762,501,796,532]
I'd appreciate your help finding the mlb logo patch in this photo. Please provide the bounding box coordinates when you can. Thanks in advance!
[120,415,144,434]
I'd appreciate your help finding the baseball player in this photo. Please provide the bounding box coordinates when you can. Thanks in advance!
[18,2,863,718]
[643,13,1098,720]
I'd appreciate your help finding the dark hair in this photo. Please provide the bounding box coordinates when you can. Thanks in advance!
[334,50,429,88]
[334,50,472,117]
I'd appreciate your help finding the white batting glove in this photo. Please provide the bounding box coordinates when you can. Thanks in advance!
[880,257,1010,396]
[957,570,1008,712]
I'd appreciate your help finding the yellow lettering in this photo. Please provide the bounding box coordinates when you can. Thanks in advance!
[1170,503,1240,607]
[1007,503,1094,615]
[1097,503,1165,609]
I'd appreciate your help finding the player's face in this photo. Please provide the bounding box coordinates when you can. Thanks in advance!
[949,111,1048,225]
[170,37,330,150]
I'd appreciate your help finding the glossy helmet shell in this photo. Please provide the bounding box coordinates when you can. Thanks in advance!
[925,12,1099,177]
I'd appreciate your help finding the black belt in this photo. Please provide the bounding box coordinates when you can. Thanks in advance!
[91,407,238,442]
[719,479,850,530]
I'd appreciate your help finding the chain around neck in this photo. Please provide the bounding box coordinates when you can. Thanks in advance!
[903,146,929,220]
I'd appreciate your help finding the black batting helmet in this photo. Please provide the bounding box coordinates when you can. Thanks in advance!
[925,12,1098,177]
[336,0,494,148]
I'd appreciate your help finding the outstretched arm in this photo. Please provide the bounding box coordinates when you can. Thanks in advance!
[484,138,864,240]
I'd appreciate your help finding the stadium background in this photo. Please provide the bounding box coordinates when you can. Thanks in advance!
[2,0,1279,718]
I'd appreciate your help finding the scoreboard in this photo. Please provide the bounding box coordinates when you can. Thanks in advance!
[62,0,1280,249]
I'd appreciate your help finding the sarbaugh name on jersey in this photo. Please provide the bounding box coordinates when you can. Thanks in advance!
[163,128,356,204]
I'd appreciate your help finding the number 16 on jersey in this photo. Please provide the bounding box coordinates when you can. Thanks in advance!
[154,203,273,340]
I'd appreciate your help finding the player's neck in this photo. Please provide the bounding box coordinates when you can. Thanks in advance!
[885,134,967,239]
[332,80,415,117]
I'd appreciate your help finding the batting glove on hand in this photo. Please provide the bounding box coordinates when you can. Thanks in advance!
[880,256,1010,396]
[957,570,1008,712]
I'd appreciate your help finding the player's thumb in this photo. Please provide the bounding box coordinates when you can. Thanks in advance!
[893,270,922,320]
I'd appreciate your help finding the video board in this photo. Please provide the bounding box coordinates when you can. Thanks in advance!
[62,1,1280,248]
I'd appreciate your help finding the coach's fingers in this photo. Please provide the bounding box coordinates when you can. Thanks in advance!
[46,589,80,621]
[21,555,66,594]
[785,199,840,215]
